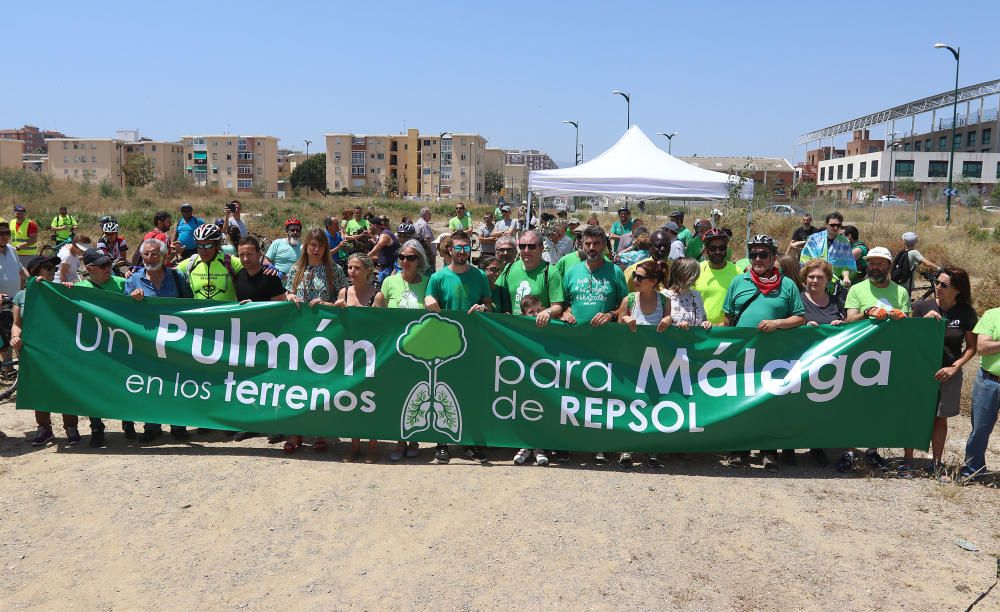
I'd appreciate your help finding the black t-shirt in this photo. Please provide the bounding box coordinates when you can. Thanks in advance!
[236,268,285,302]
[912,299,978,367]
[791,226,818,243]
[800,291,845,325]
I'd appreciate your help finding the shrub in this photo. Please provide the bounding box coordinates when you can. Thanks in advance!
[98,179,122,200]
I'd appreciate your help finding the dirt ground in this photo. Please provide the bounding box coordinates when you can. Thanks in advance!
[0,397,997,611]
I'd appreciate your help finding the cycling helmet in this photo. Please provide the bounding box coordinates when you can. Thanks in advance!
[193,223,222,242]
[102,221,120,233]
[284,217,302,229]
[397,222,415,236]
[747,234,778,253]
[617,206,630,214]
[702,228,729,244]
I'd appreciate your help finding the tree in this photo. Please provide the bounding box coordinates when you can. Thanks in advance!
[990,183,1000,206]
[894,178,919,195]
[123,154,155,187]
[290,153,327,194]
[98,178,122,200]
[384,174,398,197]
[484,170,503,196]
[153,174,190,198]
[796,181,817,199]
[397,314,467,442]
[0,168,50,203]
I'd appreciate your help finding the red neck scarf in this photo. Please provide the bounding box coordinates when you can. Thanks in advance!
[749,267,782,295]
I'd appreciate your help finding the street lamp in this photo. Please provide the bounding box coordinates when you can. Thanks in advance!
[934,42,960,224]
[437,131,450,201]
[612,90,630,131]
[303,139,312,192]
[657,132,678,155]
[562,120,580,165]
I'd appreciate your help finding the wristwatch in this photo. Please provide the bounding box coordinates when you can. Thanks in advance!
[607,311,618,322]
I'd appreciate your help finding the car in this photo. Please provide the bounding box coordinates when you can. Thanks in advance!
[982,205,1000,213]
[762,204,808,216]
[877,195,906,206]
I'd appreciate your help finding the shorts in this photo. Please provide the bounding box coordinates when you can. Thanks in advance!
[936,368,963,418]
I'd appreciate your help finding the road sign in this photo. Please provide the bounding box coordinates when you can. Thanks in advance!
[943,188,958,196]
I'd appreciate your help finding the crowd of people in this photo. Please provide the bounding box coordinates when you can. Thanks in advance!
[4,201,998,481]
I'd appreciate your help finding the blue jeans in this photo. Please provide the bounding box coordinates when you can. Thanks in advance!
[963,370,1000,475]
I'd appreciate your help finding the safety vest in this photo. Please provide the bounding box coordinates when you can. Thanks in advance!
[51,215,77,241]
[12,219,37,255]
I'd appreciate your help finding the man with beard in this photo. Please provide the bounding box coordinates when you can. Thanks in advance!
[265,218,303,275]
[623,229,671,291]
[693,229,739,324]
[722,234,805,473]
[425,230,493,464]
[608,206,633,253]
[496,230,564,322]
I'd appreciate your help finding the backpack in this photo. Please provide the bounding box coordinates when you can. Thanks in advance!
[890,249,911,286]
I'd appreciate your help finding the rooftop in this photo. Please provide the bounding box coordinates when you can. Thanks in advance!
[678,156,794,172]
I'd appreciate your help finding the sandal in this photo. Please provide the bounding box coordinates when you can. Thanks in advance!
[619,452,633,468]
[389,443,406,462]
[283,435,302,455]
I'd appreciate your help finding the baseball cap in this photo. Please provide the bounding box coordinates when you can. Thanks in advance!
[82,248,112,266]
[864,246,893,262]
[567,218,581,226]
[662,221,680,233]
[500,205,511,212]
[13,205,26,212]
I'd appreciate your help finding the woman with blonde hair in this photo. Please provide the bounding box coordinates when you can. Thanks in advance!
[334,253,380,462]
[664,257,710,330]
[282,229,348,455]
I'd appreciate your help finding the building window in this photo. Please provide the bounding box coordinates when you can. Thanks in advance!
[871,160,879,177]
[983,129,992,145]
[903,143,911,151]
[376,153,384,160]
[237,179,253,189]
[238,139,247,151]
[938,136,947,151]
[894,160,914,177]
[151,145,157,152]
[846,164,853,179]
[227,167,232,175]
[924,139,931,151]
[996,162,1000,178]
[351,151,364,176]
[238,165,252,174]
[967,131,977,146]
[238,152,253,160]
[953,134,962,148]
[212,152,217,160]
[333,152,341,162]
[257,167,262,174]
[836,165,843,180]
[63,156,68,163]
[928,160,948,178]
[859,161,867,178]
[962,161,982,178]
[913,141,921,152]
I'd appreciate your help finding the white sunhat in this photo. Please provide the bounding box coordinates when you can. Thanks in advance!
[864,246,893,261]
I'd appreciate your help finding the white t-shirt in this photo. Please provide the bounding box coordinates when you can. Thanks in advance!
[55,243,82,283]
[0,244,23,297]
[228,216,248,237]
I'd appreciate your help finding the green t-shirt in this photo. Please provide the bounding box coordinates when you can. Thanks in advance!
[380,273,428,309]
[676,226,692,247]
[497,260,564,315]
[563,260,627,326]
[844,280,911,314]
[974,307,1000,375]
[448,213,471,231]
[609,219,634,252]
[178,253,243,302]
[75,275,128,293]
[694,260,739,324]
[427,266,491,312]
[685,234,703,260]
[344,218,369,236]
[50,214,77,241]
[556,251,611,281]
[723,273,805,328]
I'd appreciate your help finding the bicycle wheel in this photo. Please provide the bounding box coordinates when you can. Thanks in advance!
[0,347,19,401]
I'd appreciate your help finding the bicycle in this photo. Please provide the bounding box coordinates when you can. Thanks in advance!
[0,296,20,401]
[910,269,936,305]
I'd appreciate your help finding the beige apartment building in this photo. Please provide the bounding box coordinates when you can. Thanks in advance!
[47,138,183,186]
[325,129,487,201]
[181,135,279,197]
[0,139,23,169]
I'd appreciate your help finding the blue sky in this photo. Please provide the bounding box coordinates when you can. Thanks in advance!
[4,0,998,166]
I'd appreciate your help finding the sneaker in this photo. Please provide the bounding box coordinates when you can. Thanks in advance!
[31,427,54,446]
[405,441,420,458]
[471,446,487,463]
[809,448,829,466]
[434,444,450,464]
[835,451,855,473]
[618,452,633,468]
[513,448,531,465]
[65,427,82,446]
[170,428,191,441]
[762,454,780,473]
[233,432,257,442]
[725,452,749,468]
[865,449,889,472]
[388,443,405,462]
[89,430,106,448]
[266,434,285,444]
[896,463,914,479]
[461,445,477,460]
[554,450,570,463]
[139,429,163,443]
[781,449,797,466]
[593,452,608,465]
[122,422,137,440]
[535,450,549,467]
[647,454,662,469]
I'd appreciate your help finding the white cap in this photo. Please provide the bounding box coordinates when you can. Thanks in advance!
[864,246,893,261]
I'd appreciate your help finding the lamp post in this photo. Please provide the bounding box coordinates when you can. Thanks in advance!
[303,139,312,193]
[437,131,450,201]
[657,132,678,154]
[934,42,960,224]
[612,90,630,131]
[562,120,580,165]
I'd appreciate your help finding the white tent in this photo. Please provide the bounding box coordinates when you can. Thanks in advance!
[528,126,753,200]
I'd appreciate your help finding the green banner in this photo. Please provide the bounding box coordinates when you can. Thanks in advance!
[18,282,944,452]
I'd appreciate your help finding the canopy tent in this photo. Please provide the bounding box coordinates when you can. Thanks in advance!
[528,126,753,200]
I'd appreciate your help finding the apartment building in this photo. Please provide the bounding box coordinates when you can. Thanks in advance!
[0,139,23,169]
[325,129,486,201]
[124,140,184,180]
[0,125,67,154]
[181,135,279,197]
[47,137,184,185]
[504,149,557,171]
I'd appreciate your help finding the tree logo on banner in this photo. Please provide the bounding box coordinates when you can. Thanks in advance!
[396,314,467,442]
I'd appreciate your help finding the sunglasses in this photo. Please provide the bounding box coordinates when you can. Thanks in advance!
[827,223,842,229]
[706,245,727,253]
[398,254,419,262]
[486,267,500,273]
[633,273,651,282]
[452,245,472,253]
[196,243,216,249]
[934,280,951,288]
[518,243,539,250]
[749,251,772,260]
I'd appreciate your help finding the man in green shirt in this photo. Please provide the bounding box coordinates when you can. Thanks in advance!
[693,229,739,324]
[961,307,1000,480]
[344,206,369,237]
[844,247,910,320]
[50,206,77,243]
[608,207,633,253]
[562,225,627,328]
[177,223,243,302]
[447,203,472,231]
[496,230,564,324]
[669,210,691,247]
